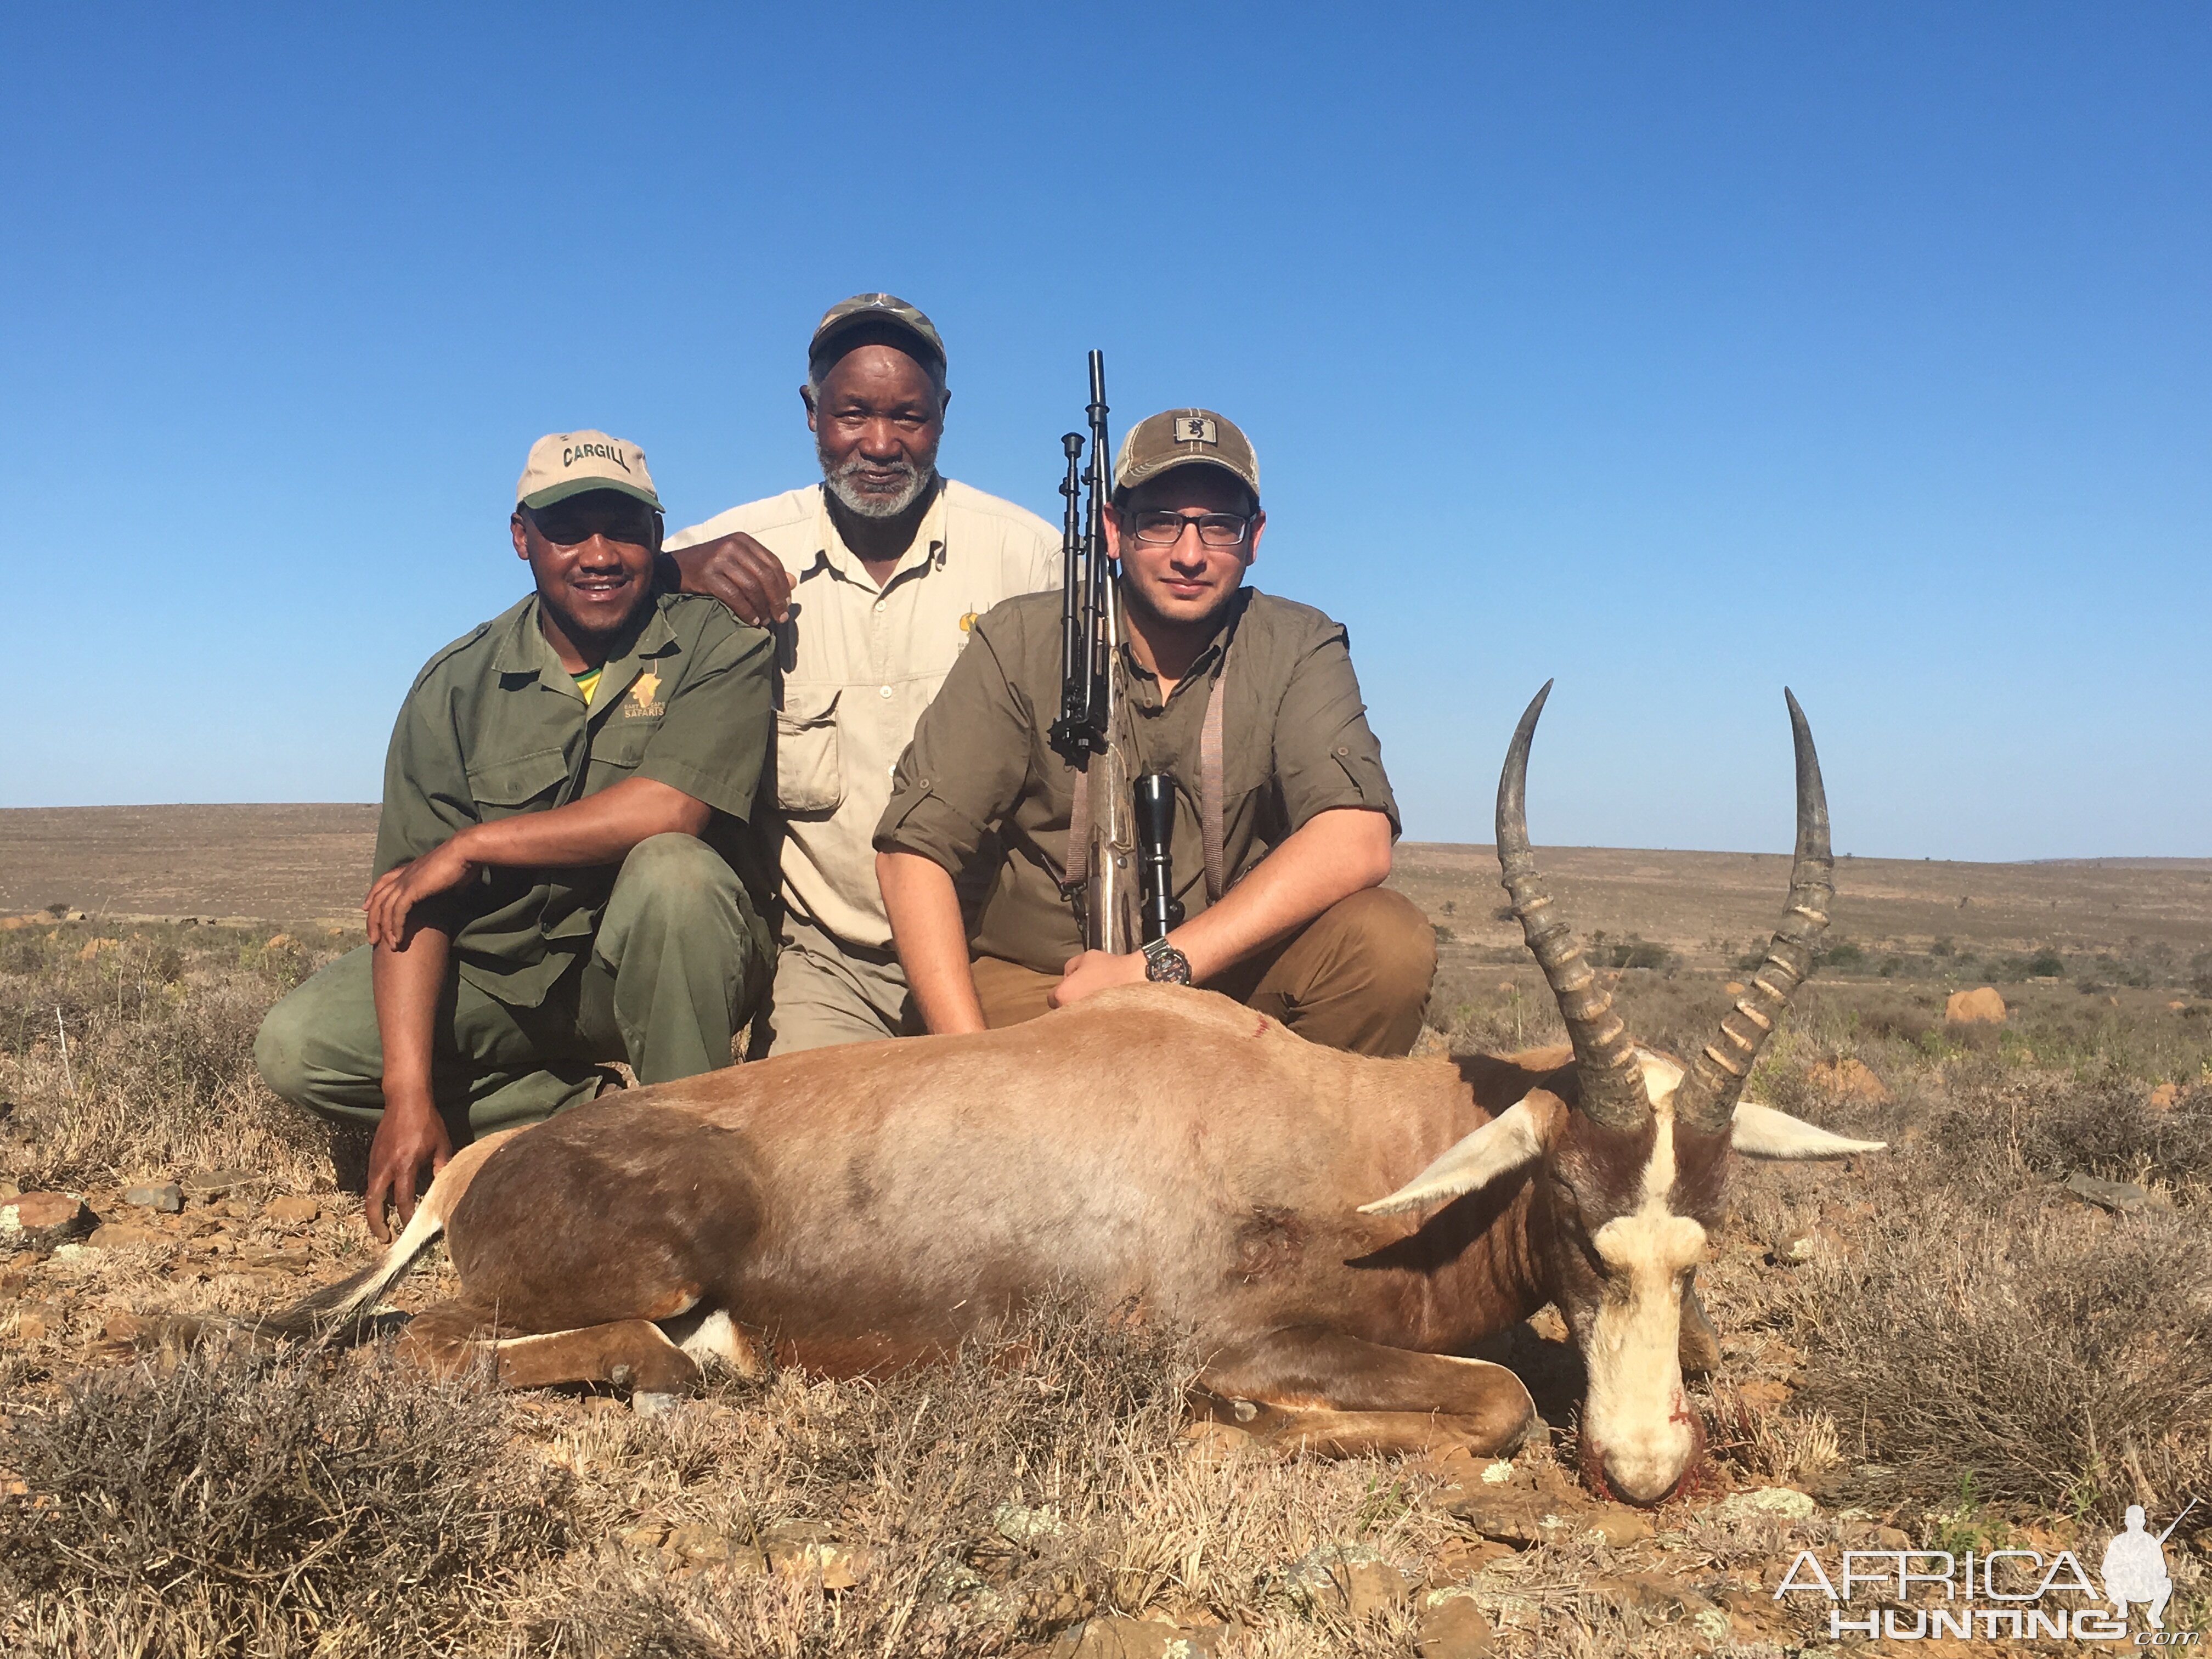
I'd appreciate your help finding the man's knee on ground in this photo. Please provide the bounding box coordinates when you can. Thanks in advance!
[252,989,319,1111]
[615,832,730,911]
[1330,887,1438,999]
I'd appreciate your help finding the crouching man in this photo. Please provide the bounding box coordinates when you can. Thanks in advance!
[874,408,1435,1054]
[255,432,775,1239]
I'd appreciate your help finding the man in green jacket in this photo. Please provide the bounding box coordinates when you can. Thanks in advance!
[255,431,775,1239]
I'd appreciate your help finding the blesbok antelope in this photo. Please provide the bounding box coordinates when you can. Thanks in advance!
[271,684,1881,1504]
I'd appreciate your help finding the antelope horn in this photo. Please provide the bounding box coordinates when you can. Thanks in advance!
[1496,682,1651,1131]
[1673,690,1834,1135]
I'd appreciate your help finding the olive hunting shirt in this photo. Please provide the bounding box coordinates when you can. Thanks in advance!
[373,591,775,1007]
[875,586,1400,975]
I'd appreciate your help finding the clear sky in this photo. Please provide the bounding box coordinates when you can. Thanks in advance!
[2,5,2204,860]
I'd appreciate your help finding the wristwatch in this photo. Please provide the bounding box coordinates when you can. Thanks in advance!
[1141,936,1193,985]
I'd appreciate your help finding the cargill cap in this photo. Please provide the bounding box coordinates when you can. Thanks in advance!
[1113,408,1260,501]
[515,430,661,511]
[809,292,947,375]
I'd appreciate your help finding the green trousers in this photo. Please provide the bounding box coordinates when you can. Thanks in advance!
[253,833,768,1142]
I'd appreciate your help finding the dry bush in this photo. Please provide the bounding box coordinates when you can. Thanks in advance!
[0,1345,571,1656]
[513,1297,1453,1656]
[0,924,331,1188]
[1783,1184,2212,1518]
[1924,1062,2212,1190]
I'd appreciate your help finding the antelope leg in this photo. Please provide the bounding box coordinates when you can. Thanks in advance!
[1195,1327,1536,1458]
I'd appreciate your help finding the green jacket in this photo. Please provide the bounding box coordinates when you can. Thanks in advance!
[373,590,774,1007]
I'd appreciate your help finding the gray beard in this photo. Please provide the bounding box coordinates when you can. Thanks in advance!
[819,444,938,520]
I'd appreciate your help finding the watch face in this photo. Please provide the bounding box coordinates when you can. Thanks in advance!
[1145,945,1193,985]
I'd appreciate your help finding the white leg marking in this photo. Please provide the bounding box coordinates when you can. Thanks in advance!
[673,1308,760,1377]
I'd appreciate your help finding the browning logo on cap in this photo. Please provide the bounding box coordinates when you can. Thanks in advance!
[1113,408,1260,500]
[516,429,662,511]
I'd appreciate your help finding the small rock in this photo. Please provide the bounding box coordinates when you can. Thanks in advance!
[1808,1056,1891,1104]
[664,1523,750,1568]
[2150,1082,2181,1109]
[15,1310,50,1341]
[1715,1486,1816,1523]
[88,1223,168,1252]
[0,1177,18,1202]
[2063,1170,2152,1214]
[1274,1543,1412,1618]
[762,1519,868,1588]
[992,1502,1066,1544]
[1874,1524,1911,1549]
[182,1168,255,1197]
[1945,986,2006,1024]
[1723,981,1746,995]
[100,1311,157,1345]
[123,1183,184,1213]
[237,1243,312,1272]
[1067,1616,1219,1659]
[266,933,293,949]
[1443,1489,1579,1547]
[1,1192,96,1248]
[1415,1589,1496,1656]
[262,1195,320,1224]
[616,1521,669,1554]
[1586,1505,1656,1547]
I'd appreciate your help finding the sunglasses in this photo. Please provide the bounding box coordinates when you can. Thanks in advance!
[525,494,662,548]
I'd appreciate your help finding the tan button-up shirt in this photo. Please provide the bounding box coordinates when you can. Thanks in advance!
[668,479,1058,951]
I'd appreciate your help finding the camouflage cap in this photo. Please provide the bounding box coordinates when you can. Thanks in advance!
[515,430,661,511]
[1113,409,1260,502]
[809,292,947,375]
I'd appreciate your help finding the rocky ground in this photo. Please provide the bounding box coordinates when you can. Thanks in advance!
[4,894,2211,1655]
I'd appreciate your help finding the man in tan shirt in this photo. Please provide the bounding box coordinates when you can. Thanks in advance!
[663,295,1058,1053]
[874,408,1436,1056]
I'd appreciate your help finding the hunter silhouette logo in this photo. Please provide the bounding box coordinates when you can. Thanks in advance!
[2103,1500,2193,1631]
[625,670,664,719]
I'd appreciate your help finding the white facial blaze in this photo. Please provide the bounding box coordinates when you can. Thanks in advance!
[1582,1056,1707,1503]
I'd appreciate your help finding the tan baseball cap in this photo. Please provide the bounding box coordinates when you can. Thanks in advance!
[808,292,946,375]
[1113,409,1260,502]
[514,430,661,511]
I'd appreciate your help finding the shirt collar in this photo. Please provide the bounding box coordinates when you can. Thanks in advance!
[808,479,949,589]
[1118,584,1249,698]
[493,594,680,707]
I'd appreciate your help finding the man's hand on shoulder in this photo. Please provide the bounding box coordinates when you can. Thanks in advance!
[365,840,481,947]
[1048,948,1152,1009]
[664,532,793,627]
[363,1087,452,1243]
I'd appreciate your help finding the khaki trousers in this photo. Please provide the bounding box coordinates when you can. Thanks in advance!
[968,887,1436,1057]
[252,833,768,1143]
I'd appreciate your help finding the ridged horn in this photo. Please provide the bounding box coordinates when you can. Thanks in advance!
[1496,682,1651,1131]
[1673,690,1834,1135]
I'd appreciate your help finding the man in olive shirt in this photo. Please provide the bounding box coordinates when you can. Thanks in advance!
[255,431,775,1238]
[874,409,1435,1056]
[661,295,1058,1054]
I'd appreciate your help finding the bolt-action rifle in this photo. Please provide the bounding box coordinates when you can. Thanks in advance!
[1051,352,1136,952]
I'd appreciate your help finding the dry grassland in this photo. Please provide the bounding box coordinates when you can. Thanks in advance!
[2,808,2210,1655]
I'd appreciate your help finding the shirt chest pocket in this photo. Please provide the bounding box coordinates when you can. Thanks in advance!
[775,687,844,815]
[467,747,572,821]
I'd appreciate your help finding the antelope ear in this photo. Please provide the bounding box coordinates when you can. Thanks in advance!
[1358,1098,1545,1216]
[1730,1101,1887,1160]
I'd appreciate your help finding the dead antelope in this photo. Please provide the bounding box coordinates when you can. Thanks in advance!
[270,684,1880,1505]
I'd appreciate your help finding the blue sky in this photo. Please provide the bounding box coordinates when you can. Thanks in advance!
[2,5,2204,860]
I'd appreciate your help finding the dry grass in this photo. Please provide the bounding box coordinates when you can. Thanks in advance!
[5,913,2212,1652]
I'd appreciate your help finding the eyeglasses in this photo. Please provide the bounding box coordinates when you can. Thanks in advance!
[525,495,662,548]
[1127,510,1254,548]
